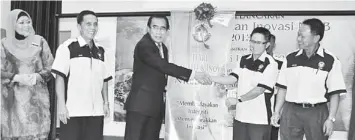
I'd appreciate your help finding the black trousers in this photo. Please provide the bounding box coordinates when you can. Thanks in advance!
[60,116,104,140]
[233,119,271,140]
[271,126,279,140]
[271,95,279,140]
[271,94,279,140]
[280,102,329,140]
[124,111,163,140]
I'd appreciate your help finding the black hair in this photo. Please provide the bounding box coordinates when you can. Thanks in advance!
[266,34,276,55]
[251,27,271,42]
[302,18,325,42]
[147,15,170,30]
[77,10,97,24]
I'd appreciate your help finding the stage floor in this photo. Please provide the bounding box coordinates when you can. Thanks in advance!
[99,131,348,140]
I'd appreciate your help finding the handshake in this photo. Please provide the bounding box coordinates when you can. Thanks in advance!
[194,72,213,85]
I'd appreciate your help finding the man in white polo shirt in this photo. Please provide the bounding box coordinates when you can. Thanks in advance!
[210,27,279,140]
[51,10,112,140]
[271,18,346,140]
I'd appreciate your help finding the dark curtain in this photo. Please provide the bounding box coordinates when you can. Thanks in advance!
[11,1,62,140]
[349,70,355,140]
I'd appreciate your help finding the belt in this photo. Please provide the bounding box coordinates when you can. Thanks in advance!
[291,102,327,108]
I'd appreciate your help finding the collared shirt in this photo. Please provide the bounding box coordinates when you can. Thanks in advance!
[155,42,164,59]
[270,55,284,112]
[276,47,346,104]
[230,51,279,125]
[271,56,284,95]
[51,36,112,117]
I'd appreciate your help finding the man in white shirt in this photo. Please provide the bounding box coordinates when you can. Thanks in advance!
[209,27,279,140]
[271,18,346,140]
[52,10,112,140]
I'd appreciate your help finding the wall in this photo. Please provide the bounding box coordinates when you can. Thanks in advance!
[1,0,11,38]
[1,0,11,26]
[62,0,355,14]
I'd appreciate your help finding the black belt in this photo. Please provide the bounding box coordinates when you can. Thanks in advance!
[290,102,327,108]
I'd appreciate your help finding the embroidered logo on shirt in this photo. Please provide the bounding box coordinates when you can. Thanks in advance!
[258,64,264,71]
[318,61,325,70]
[98,53,102,60]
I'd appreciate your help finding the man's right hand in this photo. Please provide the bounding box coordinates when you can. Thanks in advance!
[58,103,70,124]
[271,112,280,127]
[195,72,212,85]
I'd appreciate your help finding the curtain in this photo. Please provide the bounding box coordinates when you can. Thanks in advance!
[11,1,62,139]
[11,0,62,54]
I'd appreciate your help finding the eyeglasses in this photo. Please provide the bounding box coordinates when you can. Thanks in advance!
[151,25,167,32]
[249,40,267,45]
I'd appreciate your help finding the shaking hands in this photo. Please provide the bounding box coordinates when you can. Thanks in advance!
[194,72,212,85]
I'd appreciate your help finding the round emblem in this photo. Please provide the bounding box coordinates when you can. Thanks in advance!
[98,53,102,59]
[258,64,264,70]
[318,61,325,69]
[192,23,211,43]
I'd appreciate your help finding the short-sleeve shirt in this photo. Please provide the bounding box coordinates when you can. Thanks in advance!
[272,56,284,94]
[230,52,279,125]
[276,47,346,104]
[51,36,112,117]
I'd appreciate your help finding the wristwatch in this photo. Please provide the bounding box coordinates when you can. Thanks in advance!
[328,117,336,123]
[237,96,243,103]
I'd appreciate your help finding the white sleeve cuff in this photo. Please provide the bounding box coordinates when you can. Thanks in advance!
[189,70,196,81]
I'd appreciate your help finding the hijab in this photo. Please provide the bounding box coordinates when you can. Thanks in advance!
[2,9,39,59]
[15,11,29,40]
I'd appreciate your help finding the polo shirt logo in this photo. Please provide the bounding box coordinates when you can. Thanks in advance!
[98,53,102,60]
[318,61,325,70]
[258,64,264,71]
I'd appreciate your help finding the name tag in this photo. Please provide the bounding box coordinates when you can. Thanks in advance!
[31,42,39,47]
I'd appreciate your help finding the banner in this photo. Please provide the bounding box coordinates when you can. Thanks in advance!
[166,12,235,140]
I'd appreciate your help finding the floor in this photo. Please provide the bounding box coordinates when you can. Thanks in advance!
[55,136,163,140]
[54,132,347,140]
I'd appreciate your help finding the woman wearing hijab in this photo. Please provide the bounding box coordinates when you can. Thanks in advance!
[1,9,54,140]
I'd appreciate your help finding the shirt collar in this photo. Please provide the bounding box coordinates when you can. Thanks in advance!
[295,45,324,58]
[77,36,98,48]
[246,51,268,62]
[155,42,163,48]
